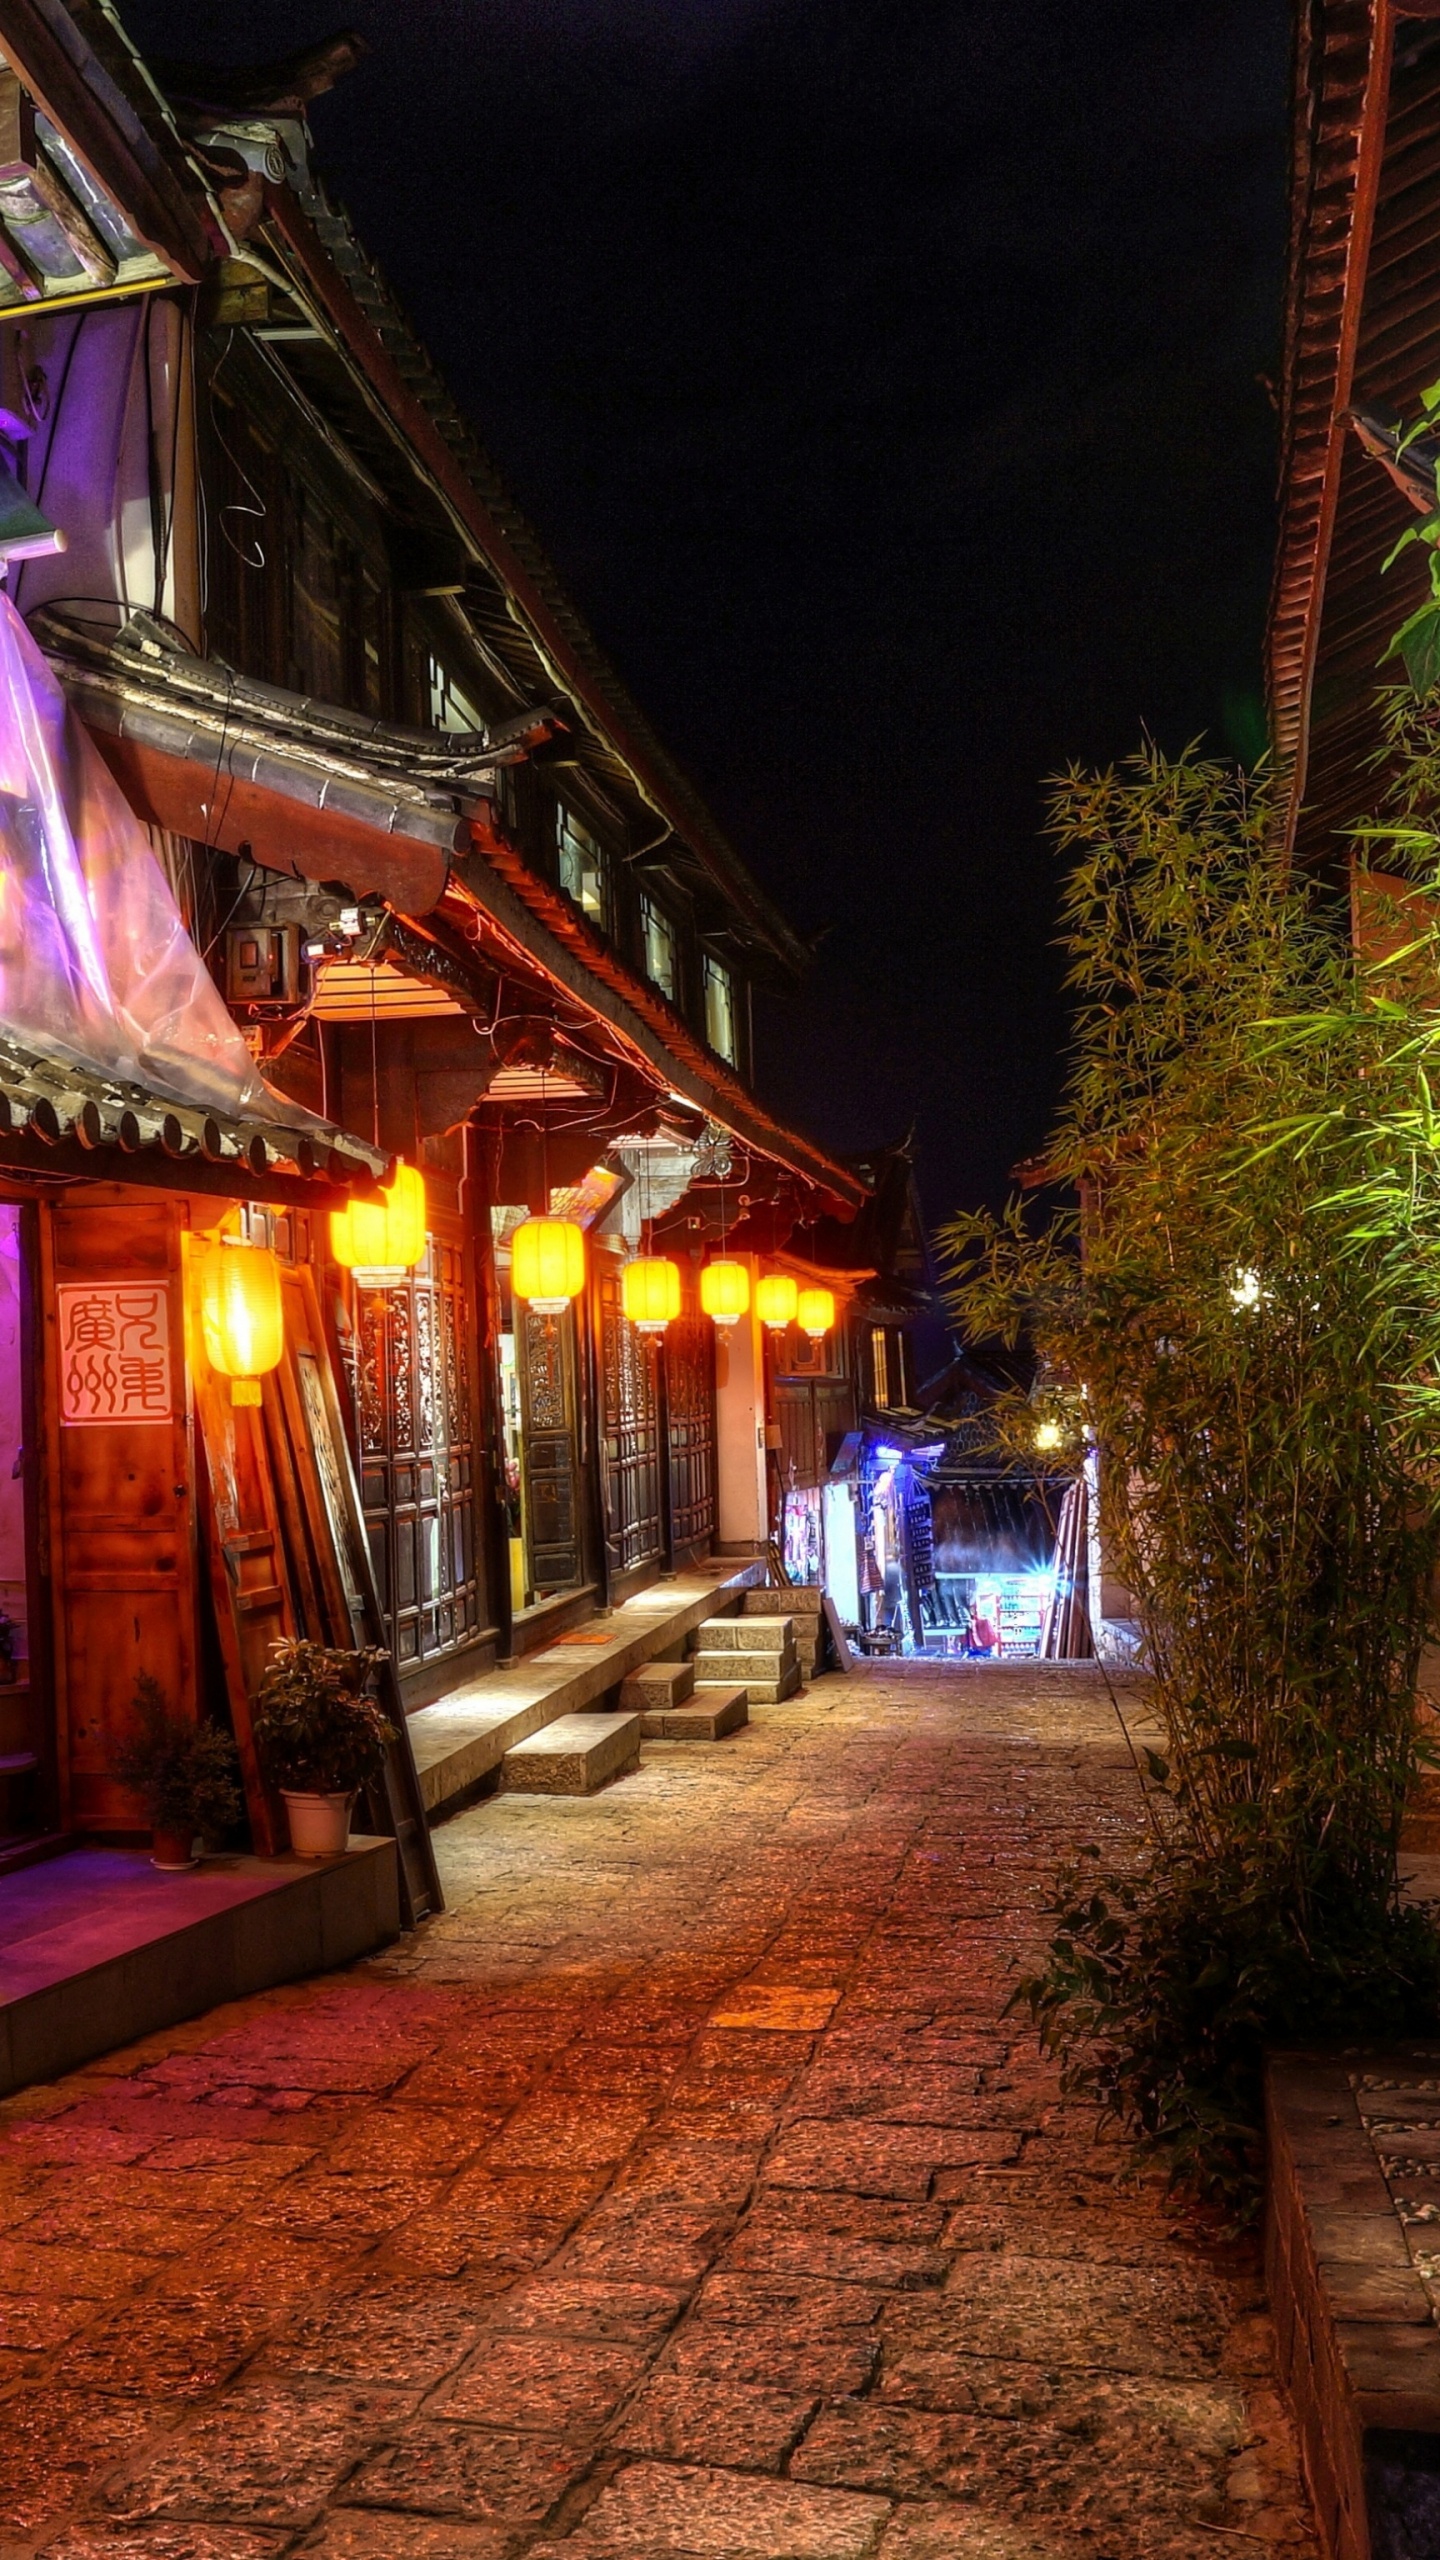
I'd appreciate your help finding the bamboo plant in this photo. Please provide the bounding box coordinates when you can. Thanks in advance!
[940,742,1440,2207]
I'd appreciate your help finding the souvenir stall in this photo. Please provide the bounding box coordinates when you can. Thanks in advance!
[922,1474,1066,1659]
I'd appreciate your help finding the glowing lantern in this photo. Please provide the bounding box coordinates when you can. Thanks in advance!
[330,1162,427,1286]
[511,1214,585,1312]
[755,1272,798,1331]
[622,1255,682,1334]
[201,1238,284,1407]
[1034,1419,1063,1452]
[797,1285,835,1340]
[700,1258,750,1327]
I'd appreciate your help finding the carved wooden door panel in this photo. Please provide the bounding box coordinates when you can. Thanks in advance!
[354,1215,481,1679]
[516,1303,582,1595]
[598,1258,664,1578]
[664,1284,716,1558]
[42,1193,200,1835]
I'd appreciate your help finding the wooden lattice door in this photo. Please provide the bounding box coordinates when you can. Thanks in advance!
[43,1193,200,1836]
[598,1256,665,1578]
[664,1285,716,1559]
[355,1214,481,1679]
[516,1304,583,1596]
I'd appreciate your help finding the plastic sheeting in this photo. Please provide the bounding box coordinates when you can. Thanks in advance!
[0,591,277,1120]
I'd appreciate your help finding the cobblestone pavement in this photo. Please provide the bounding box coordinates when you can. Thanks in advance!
[0,1661,1316,2558]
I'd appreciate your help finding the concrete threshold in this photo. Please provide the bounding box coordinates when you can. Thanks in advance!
[0,1837,400,2098]
[407,1558,765,1819]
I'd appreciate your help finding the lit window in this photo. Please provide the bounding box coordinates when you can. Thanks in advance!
[557,805,607,926]
[641,895,677,1000]
[703,954,736,1061]
[870,1325,890,1408]
[427,656,482,734]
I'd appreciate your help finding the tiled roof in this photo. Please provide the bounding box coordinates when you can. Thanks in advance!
[0,1026,386,1202]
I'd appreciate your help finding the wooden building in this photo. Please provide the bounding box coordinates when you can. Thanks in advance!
[0,0,876,1984]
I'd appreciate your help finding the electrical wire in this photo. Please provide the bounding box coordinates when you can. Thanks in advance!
[207,331,267,571]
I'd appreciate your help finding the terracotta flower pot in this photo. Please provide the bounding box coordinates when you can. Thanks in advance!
[151,1826,197,1871]
[281,1788,354,1858]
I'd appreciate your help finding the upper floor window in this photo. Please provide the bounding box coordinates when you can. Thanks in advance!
[557,803,607,928]
[703,954,736,1062]
[641,895,677,1001]
[870,1325,891,1409]
[428,655,482,734]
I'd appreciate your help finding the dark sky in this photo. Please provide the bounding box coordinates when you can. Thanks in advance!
[126,0,1291,1222]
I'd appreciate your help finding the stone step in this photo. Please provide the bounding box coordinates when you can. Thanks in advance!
[405,1566,770,1818]
[639,1686,749,1741]
[620,1660,695,1713]
[696,1616,795,1653]
[501,1711,641,1797]
[692,1646,795,1688]
[698,1663,800,1705]
[743,1586,822,1615]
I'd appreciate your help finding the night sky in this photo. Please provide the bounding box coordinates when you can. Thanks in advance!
[125,0,1291,1225]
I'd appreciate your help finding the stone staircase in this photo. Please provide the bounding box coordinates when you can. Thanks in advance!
[691,1611,801,1703]
[620,1659,750,1741]
[407,1561,765,1815]
[742,1585,824,1679]
[483,1575,824,1801]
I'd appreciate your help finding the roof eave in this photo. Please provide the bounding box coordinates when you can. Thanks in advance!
[0,0,227,281]
[1268,0,1395,853]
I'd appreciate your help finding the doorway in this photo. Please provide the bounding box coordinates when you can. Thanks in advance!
[492,1212,586,1612]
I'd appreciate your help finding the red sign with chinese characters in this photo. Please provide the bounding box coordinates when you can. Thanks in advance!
[56,1282,174,1425]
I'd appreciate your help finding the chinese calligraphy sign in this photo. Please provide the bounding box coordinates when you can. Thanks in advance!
[56,1283,173,1425]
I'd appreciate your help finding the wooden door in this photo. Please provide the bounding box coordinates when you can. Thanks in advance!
[664,1282,717,1561]
[42,1192,199,1834]
[353,1218,483,1679]
[597,1256,664,1579]
[517,1303,583,1594]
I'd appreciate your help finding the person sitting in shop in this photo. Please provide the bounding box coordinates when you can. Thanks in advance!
[966,1595,998,1657]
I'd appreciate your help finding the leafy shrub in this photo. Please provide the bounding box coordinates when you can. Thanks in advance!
[111,1673,242,1838]
[252,1638,393,1795]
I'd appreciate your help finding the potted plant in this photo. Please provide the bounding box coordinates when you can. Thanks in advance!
[251,1638,393,1858]
[111,1674,243,1870]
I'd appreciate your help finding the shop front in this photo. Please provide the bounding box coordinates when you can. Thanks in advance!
[923,1477,1066,1660]
[0,589,436,1917]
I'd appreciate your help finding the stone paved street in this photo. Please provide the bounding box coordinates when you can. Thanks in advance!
[0,1662,1316,2558]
